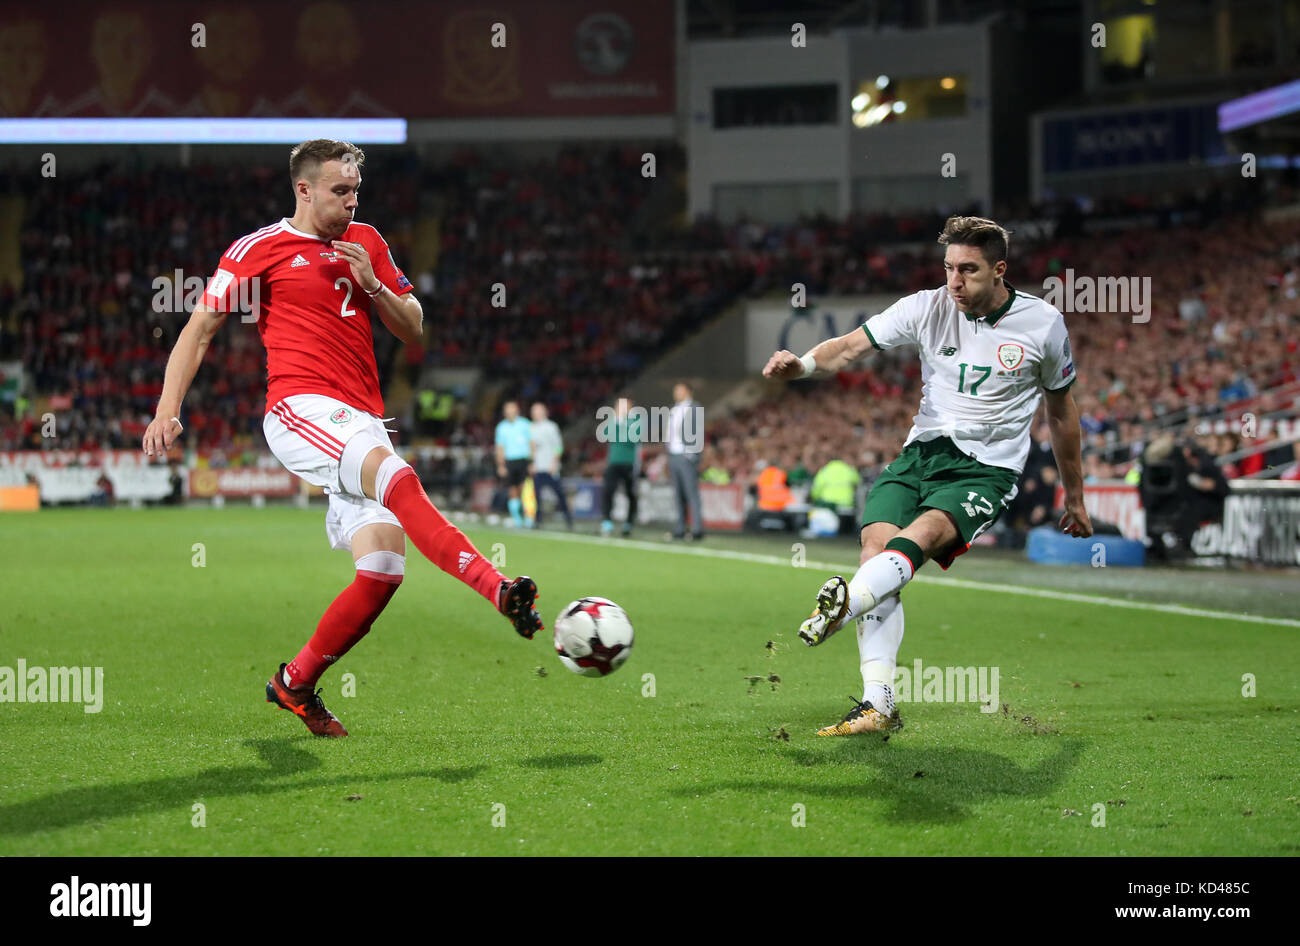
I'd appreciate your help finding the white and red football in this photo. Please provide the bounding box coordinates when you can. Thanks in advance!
[553,597,634,677]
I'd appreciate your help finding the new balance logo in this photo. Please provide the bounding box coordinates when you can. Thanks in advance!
[290,254,310,268]
[937,346,957,357]
[458,551,477,574]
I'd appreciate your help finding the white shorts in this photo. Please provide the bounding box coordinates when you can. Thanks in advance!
[263,393,403,552]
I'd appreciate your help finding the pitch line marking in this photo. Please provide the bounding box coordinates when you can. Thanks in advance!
[481,526,1300,629]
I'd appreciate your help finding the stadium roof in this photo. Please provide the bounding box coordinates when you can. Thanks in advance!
[686,0,1081,36]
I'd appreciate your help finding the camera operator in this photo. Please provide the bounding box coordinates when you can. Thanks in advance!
[1139,433,1229,559]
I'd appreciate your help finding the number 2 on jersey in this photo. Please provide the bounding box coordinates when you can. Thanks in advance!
[334,277,358,318]
[961,491,994,518]
[957,362,991,395]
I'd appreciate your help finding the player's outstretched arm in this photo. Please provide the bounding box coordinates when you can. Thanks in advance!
[763,326,874,381]
[1043,386,1094,538]
[143,303,227,457]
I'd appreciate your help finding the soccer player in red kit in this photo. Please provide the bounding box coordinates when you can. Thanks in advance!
[142,139,543,737]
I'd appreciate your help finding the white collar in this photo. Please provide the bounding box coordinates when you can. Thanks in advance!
[279,218,330,242]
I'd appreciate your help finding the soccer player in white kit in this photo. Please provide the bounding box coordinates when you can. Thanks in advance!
[763,217,1093,735]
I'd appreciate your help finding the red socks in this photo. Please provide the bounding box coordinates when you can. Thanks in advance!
[285,573,400,690]
[284,468,507,691]
[381,467,506,606]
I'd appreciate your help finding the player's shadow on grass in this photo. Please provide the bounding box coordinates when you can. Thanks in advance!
[0,738,486,837]
[673,739,1084,824]
[519,753,602,769]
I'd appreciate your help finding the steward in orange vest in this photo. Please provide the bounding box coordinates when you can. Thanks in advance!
[757,464,793,511]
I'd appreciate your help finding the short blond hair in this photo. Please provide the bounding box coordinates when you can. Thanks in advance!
[288,139,365,189]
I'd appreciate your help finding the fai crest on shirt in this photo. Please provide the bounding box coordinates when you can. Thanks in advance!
[329,408,353,425]
[996,343,1025,370]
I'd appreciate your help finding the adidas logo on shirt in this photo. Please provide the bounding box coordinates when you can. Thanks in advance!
[290,254,310,268]
[458,551,477,574]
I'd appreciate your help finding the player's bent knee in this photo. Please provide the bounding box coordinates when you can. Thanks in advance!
[339,430,391,497]
[860,540,892,563]
[909,509,960,556]
[860,523,899,562]
[372,453,413,507]
[340,432,414,505]
[355,550,405,585]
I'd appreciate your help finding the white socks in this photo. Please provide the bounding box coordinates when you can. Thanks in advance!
[845,549,916,623]
[857,594,904,713]
[373,454,411,505]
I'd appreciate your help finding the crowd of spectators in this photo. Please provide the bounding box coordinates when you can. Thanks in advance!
[423,144,750,426]
[0,144,975,453]
[3,150,1297,507]
[1,144,785,454]
[653,185,1300,501]
[0,155,419,451]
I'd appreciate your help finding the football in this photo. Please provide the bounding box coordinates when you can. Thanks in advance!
[553,597,634,677]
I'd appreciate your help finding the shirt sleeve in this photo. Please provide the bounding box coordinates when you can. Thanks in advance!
[367,232,413,296]
[862,292,923,351]
[201,240,263,315]
[1039,313,1077,392]
[494,423,505,447]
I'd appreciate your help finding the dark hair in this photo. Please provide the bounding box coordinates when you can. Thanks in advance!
[288,139,365,189]
[937,216,1011,266]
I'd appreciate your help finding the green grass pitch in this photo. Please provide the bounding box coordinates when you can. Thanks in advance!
[1,506,1296,856]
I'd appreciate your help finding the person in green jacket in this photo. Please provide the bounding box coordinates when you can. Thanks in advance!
[602,398,642,536]
[700,445,731,484]
[810,457,860,511]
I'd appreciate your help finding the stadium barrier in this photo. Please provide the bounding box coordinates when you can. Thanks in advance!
[0,450,178,504]
[187,467,295,499]
[0,485,39,510]
[1058,480,1147,541]
[0,449,297,505]
[470,477,747,531]
[1056,479,1300,567]
[1190,481,1300,567]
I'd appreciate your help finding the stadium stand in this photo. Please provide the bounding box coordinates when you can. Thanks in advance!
[674,185,1300,498]
[3,156,1296,504]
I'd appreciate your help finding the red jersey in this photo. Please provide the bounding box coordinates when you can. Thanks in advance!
[201,218,413,416]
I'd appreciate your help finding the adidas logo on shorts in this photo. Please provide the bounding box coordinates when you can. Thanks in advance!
[458,551,477,574]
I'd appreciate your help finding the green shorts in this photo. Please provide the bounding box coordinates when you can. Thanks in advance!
[861,436,1019,569]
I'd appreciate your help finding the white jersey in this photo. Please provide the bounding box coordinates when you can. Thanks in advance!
[529,418,564,473]
[863,282,1076,473]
